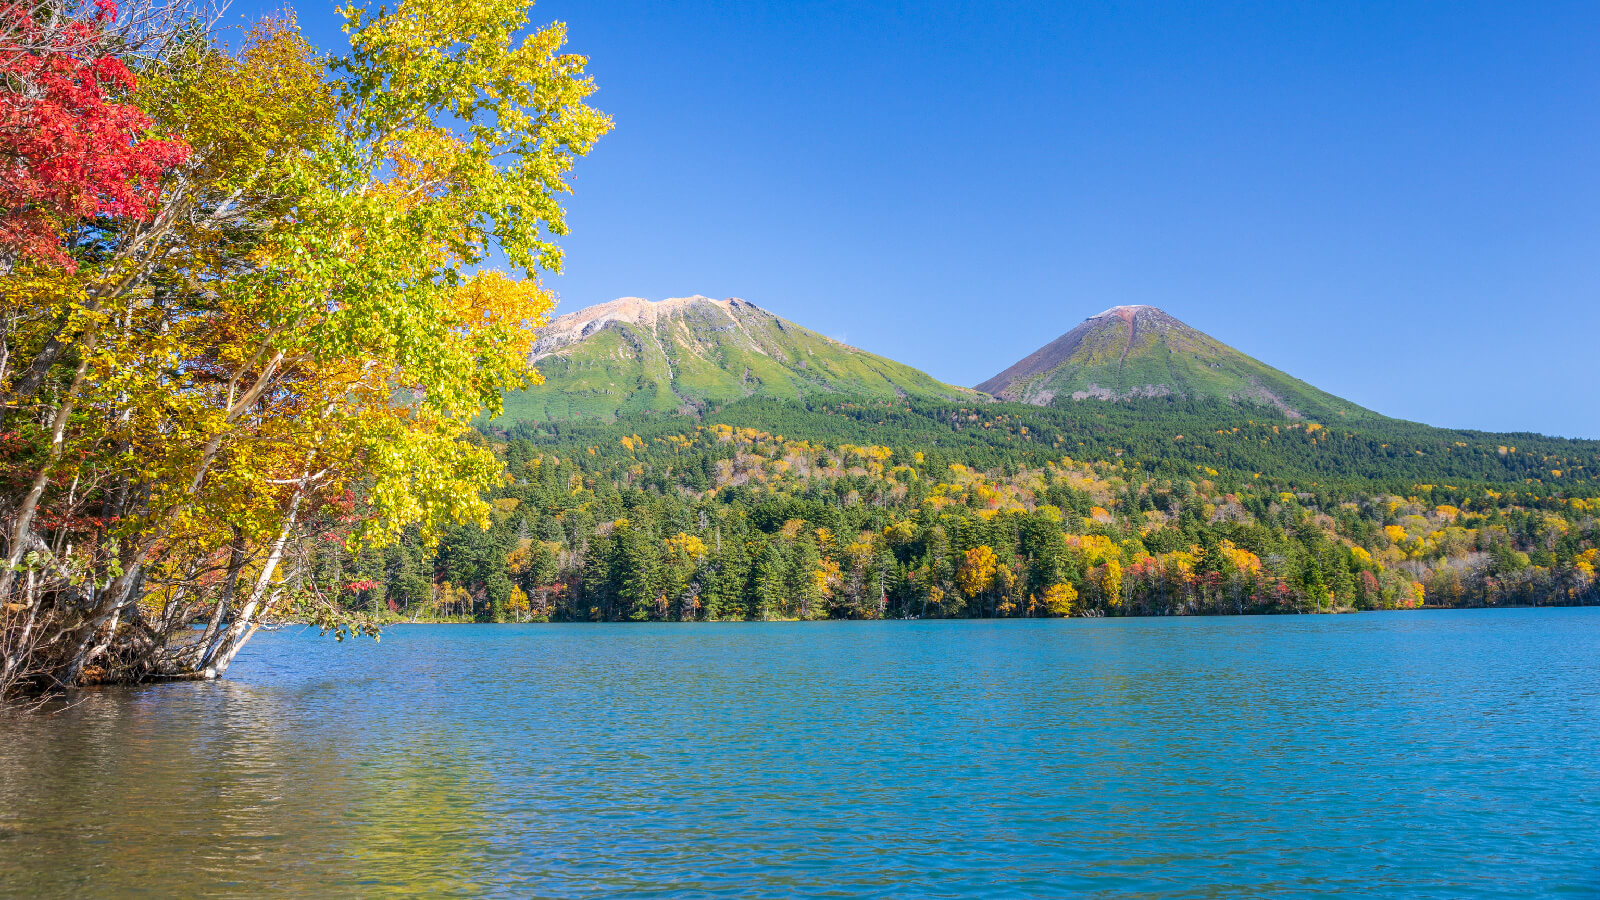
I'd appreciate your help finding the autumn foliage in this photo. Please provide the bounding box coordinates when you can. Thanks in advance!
[0,0,609,695]
[0,0,188,268]
[351,412,1598,626]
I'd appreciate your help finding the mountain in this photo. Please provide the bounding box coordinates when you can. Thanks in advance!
[976,305,1375,421]
[499,295,975,422]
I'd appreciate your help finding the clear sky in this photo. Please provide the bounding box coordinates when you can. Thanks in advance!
[245,0,1599,437]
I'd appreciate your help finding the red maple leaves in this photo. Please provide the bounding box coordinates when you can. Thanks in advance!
[0,0,189,268]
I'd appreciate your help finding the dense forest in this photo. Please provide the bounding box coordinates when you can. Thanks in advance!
[303,397,1600,622]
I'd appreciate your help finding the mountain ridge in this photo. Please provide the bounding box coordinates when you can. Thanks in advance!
[500,295,975,422]
[506,296,1383,426]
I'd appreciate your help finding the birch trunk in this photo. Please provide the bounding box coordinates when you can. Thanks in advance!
[200,488,305,678]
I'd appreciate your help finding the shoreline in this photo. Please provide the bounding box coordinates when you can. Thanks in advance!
[277,603,1593,628]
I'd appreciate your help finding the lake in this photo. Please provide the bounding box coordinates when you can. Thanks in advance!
[2,610,1598,897]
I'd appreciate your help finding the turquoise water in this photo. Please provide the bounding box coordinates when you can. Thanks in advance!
[2,610,1598,897]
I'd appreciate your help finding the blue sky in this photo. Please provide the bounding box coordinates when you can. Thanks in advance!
[250,0,1599,437]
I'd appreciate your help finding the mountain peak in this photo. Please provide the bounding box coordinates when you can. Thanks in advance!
[1092,304,1159,318]
[532,296,756,362]
[978,306,1373,420]
[541,294,728,336]
[503,295,972,422]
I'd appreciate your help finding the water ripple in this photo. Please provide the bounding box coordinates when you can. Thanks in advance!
[3,610,1599,897]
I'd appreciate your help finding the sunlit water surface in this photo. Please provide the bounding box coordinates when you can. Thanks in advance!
[3,610,1599,898]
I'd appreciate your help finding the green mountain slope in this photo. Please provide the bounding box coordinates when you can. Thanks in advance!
[977,306,1376,422]
[500,295,975,422]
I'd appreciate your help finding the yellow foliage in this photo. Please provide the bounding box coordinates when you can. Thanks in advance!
[1041,583,1077,617]
[506,538,534,573]
[1067,534,1121,567]
[450,270,555,368]
[1097,560,1123,607]
[995,563,1016,596]
[663,532,708,561]
[845,537,877,567]
[1220,540,1263,574]
[815,558,842,598]
[957,546,999,598]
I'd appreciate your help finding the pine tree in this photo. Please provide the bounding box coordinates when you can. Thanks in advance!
[752,541,786,620]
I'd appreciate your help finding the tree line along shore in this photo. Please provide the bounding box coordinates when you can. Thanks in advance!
[304,398,1600,623]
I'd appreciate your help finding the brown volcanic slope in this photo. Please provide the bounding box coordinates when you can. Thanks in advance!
[977,305,1377,421]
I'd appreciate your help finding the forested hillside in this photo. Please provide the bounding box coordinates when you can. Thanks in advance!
[308,397,1600,623]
